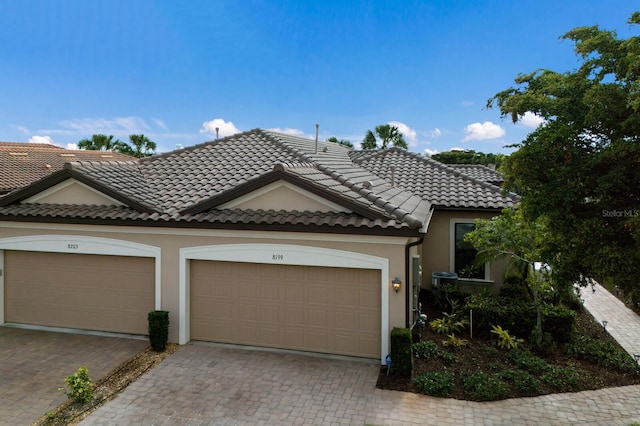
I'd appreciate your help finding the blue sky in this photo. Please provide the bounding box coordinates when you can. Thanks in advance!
[0,1,637,155]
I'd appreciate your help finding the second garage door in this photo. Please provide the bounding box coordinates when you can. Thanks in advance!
[190,261,380,358]
[4,251,155,335]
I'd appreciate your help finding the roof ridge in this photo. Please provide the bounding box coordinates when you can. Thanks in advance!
[258,129,316,163]
[273,161,317,171]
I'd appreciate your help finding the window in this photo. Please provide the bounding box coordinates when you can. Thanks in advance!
[453,222,486,279]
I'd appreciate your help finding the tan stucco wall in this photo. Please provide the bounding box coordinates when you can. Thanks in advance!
[0,222,414,346]
[24,180,123,206]
[422,210,506,292]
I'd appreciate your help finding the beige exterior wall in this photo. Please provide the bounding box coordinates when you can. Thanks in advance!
[421,210,506,292]
[0,221,413,357]
[23,179,123,206]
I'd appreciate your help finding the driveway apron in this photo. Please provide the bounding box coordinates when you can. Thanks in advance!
[0,327,147,425]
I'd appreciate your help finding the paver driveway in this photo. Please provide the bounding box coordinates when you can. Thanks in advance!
[83,343,640,426]
[0,326,148,425]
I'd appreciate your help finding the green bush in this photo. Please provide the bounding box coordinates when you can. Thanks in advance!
[390,327,413,377]
[505,349,551,374]
[148,310,170,352]
[541,365,581,391]
[441,334,468,349]
[414,371,455,397]
[565,336,640,374]
[463,372,509,401]
[413,340,439,360]
[490,325,524,350]
[59,367,93,403]
[498,369,541,394]
[542,305,576,343]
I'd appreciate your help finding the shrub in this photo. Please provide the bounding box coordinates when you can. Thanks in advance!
[414,371,455,397]
[429,314,469,335]
[148,310,170,352]
[441,334,468,349]
[541,365,581,391]
[413,340,439,360]
[505,349,551,374]
[390,327,413,377]
[498,369,541,394]
[542,305,576,343]
[59,367,93,403]
[565,336,640,374]
[490,325,524,350]
[463,372,509,401]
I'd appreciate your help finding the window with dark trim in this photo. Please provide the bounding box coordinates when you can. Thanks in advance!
[454,223,485,279]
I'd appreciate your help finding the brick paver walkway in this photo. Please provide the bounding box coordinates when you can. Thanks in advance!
[84,282,640,426]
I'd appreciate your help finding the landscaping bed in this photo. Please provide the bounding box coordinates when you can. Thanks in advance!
[377,290,640,401]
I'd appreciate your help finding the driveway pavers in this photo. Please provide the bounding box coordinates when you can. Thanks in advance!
[0,326,147,425]
[83,343,640,425]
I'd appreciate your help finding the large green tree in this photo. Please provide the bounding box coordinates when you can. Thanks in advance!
[361,124,408,149]
[77,134,124,151]
[120,134,157,158]
[487,12,640,304]
[327,136,354,148]
[430,149,506,169]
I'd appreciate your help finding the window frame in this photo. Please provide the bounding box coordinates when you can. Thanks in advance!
[449,218,490,280]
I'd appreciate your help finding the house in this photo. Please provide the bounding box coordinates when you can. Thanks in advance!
[0,142,134,195]
[0,130,518,363]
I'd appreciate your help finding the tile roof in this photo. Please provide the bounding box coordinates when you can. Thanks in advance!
[351,148,518,209]
[0,142,134,194]
[0,130,432,234]
[448,164,505,185]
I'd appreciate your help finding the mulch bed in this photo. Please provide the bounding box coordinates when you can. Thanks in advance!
[32,343,179,426]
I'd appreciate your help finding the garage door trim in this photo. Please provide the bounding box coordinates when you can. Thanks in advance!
[0,235,162,325]
[179,243,389,363]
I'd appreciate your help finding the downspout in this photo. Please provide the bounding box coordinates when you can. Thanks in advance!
[405,207,435,328]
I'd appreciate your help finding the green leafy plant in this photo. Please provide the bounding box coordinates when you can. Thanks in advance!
[148,310,170,352]
[441,334,468,349]
[463,372,508,401]
[59,367,93,403]
[541,365,581,391]
[414,371,455,397]
[505,349,551,374]
[412,340,439,360]
[565,336,640,374]
[429,313,469,335]
[490,325,524,350]
[498,369,541,394]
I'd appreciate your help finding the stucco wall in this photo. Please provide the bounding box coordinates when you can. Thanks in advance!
[422,210,506,292]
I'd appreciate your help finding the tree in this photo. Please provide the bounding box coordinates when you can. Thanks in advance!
[120,134,157,158]
[487,12,640,305]
[326,136,354,148]
[77,133,157,158]
[430,149,506,169]
[361,124,408,149]
[77,134,123,151]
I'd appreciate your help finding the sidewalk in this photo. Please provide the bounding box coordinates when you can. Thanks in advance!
[581,280,640,358]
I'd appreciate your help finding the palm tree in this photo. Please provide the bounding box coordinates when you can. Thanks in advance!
[124,134,157,158]
[361,124,408,150]
[77,134,123,151]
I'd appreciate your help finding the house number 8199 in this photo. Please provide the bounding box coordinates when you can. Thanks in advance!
[272,254,284,260]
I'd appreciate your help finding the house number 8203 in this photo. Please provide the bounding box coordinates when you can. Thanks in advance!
[272,254,284,260]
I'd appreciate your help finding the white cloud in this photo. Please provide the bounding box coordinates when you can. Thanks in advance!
[519,111,546,128]
[450,146,465,151]
[12,125,31,135]
[388,121,418,147]
[200,118,241,138]
[266,127,305,137]
[424,148,439,156]
[429,128,442,138]
[152,117,169,132]
[66,143,78,149]
[462,121,506,142]
[461,100,474,107]
[55,116,153,136]
[27,135,55,145]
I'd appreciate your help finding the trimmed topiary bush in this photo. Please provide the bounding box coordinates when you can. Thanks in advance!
[148,310,170,352]
[542,304,576,343]
[390,327,413,377]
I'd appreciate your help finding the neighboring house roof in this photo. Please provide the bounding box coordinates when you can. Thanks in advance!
[351,147,518,210]
[0,130,432,235]
[448,164,505,186]
[0,142,135,194]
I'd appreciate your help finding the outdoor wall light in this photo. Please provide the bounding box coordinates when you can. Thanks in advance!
[602,320,608,330]
[392,277,402,293]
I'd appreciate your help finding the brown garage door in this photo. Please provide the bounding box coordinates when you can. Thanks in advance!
[190,261,381,358]
[5,251,154,334]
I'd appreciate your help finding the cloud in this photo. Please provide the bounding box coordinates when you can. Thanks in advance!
[461,100,474,107]
[12,125,31,135]
[267,127,305,137]
[424,148,439,156]
[54,116,154,136]
[27,135,55,145]
[428,128,441,138]
[450,146,465,151]
[462,121,506,142]
[519,111,545,128]
[388,121,418,147]
[152,118,169,132]
[66,143,78,149]
[200,118,241,138]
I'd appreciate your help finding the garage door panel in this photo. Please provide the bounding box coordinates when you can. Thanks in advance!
[5,251,154,335]
[190,261,380,358]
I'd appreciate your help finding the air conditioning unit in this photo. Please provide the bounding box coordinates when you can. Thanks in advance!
[432,271,458,288]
